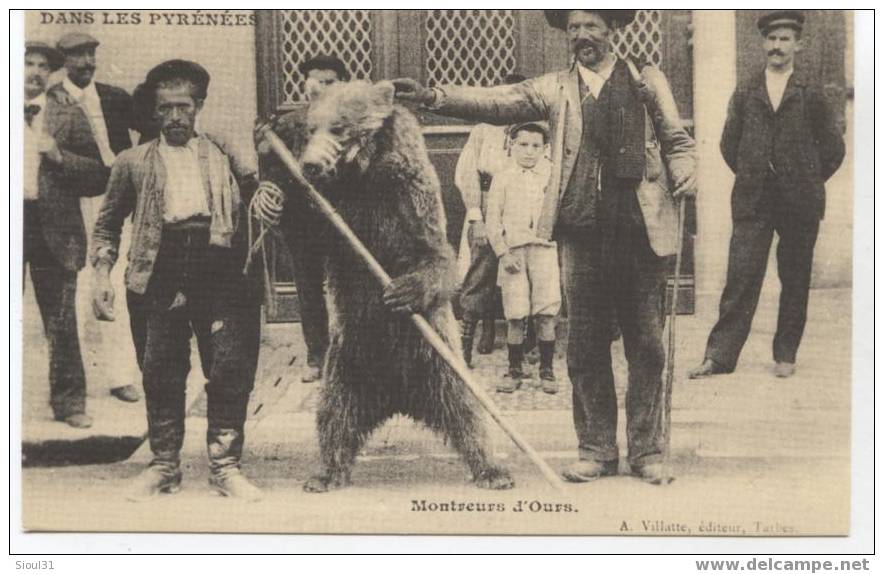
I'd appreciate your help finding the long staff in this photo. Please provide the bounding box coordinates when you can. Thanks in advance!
[662,198,687,479]
[257,124,567,494]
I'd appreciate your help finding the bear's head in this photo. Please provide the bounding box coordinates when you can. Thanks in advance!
[301,80,396,182]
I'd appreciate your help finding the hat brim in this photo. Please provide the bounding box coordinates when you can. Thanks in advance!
[544,10,637,31]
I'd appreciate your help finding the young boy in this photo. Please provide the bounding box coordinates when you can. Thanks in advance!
[486,123,561,394]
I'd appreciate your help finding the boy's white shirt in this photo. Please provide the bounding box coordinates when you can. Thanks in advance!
[485,158,554,258]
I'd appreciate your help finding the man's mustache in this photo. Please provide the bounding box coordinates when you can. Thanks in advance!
[574,38,605,52]
[26,75,46,84]
[768,49,785,57]
[74,65,96,73]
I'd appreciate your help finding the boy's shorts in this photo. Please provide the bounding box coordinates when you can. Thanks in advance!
[498,243,562,320]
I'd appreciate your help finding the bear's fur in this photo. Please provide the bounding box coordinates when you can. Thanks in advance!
[297,81,514,492]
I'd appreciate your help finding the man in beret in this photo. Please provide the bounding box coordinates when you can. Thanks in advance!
[52,32,141,403]
[394,10,696,485]
[254,54,351,383]
[91,60,263,501]
[23,41,107,428]
[690,11,845,380]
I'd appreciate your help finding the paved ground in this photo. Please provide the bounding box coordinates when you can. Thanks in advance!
[20,288,851,536]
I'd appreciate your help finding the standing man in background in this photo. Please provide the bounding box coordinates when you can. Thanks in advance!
[689,11,845,380]
[255,54,351,383]
[54,31,141,403]
[455,73,525,367]
[23,41,108,428]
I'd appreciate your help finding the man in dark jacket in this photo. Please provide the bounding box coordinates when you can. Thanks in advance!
[690,11,845,380]
[54,32,141,402]
[394,10,696,485]
[255,54,350,383]
[24,41,108,428]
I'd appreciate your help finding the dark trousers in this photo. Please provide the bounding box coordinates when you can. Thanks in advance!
[705,188,820,370]
[283,214,329,368]
[459,238,499,322]
[559,221,667,466]
[23,202,86,419]
[127,225,261,463]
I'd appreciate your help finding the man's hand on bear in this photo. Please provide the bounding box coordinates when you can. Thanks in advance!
[383,272,435,315]
[391,78,437,107]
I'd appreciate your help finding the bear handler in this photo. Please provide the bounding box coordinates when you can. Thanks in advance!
[91,60,263,502]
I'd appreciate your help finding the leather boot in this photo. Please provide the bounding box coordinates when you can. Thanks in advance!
[207,428,262,501]
[461,319,477,367]
[538,341,557,394]
[476,319,496,355]
[125,457,182,502]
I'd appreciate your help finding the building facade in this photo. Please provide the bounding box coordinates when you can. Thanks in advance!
[26,9,853,323]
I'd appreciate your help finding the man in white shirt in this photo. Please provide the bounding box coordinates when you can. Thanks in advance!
[92,60,263,502]
[455,73,525,366]
[690,11,845,380]
[24,41,109,429]
[55,32,141,403]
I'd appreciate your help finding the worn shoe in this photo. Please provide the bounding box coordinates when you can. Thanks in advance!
[540,368,558,394]
[476,320,496,355]
[496,368,523,393]
[110,384,141,403]
[209,469,263,501]
[561,460,619,483]
[630,462,675,485]
[774,362,796,378]
[688,358,729,379]
[301,364,323,383]
[59,413,93,429]
[125,465,182,502]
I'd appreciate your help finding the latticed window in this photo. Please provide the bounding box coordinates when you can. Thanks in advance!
[425,10,517,88]
[611,9,663,66]
[278,10,373,104]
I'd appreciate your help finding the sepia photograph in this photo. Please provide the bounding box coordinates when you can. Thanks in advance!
[9,7,872,551]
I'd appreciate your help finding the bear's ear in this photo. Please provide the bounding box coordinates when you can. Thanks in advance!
[373,81,396,108]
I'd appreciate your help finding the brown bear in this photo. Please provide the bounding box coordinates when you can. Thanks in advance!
[295,80,514,492]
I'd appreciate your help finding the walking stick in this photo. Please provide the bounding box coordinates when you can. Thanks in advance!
[662,197,687,480]
[257,125,568,495]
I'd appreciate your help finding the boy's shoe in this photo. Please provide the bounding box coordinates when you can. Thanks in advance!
[539,367,558,394]
[496,368,524,393]
[774,362,796,378]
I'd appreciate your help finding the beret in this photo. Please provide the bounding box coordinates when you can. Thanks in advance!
[145,59,211,100]
[299,54,351,81]
[56,32,99,52]
[25,41,63,71]
[757,11,805,35]
[544,10,637,31]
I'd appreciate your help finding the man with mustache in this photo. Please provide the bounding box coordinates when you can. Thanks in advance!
[394,10,696,484]
[53,32,141,403]
[92,60,262,501]
[689,11,845,380]
[23,41,108,428]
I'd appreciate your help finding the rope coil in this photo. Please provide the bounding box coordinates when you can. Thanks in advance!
[244,181,286,316]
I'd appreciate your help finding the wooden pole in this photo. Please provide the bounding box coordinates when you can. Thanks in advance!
[662,197,687,480]
[258,125,567,495]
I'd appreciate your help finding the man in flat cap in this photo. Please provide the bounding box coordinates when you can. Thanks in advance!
[91,60,263,501]
[690,11,845,380]
[23,41,107,428]
[253,54,351,383]
[394,10,696,484]
[52,31,142,403]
